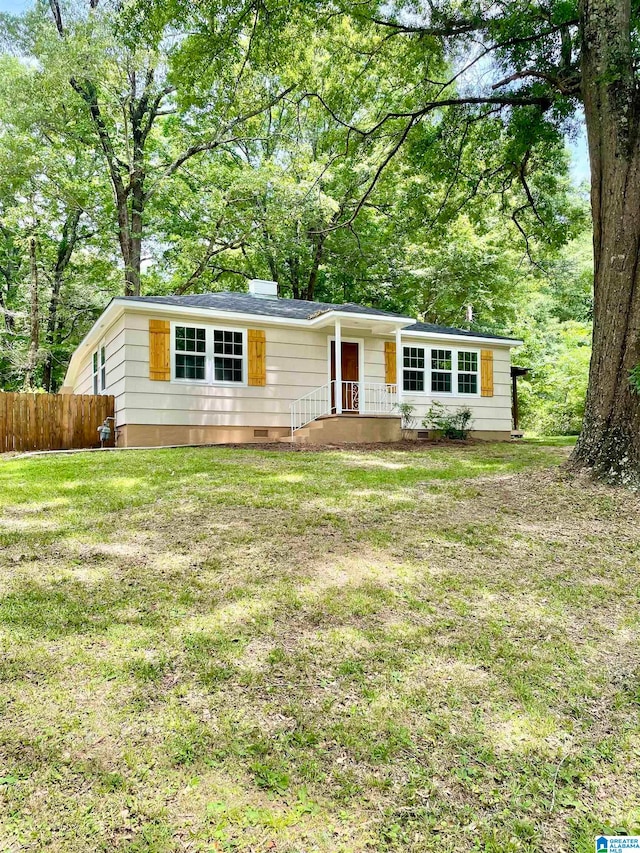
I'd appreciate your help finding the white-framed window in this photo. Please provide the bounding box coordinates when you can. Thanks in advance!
[431,348,452,393]
[92,350,99,394]
[100,344,106,391]
[403,346,425,392]
[457,350,478,394]
[171,324,246,385]
[213,329,243,383]
[174,325,207,381]
[402,345,480,396]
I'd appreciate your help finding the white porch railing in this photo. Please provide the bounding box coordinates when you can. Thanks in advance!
[360,382,398,414]
[290,383,332,433]
[290,382,398,434]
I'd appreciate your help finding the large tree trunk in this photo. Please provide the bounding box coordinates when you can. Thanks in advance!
[127,124,145,298]
[115,189,141,298]
[572,0,640,482]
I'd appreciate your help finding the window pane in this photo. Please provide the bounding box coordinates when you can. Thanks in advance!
[458,373,478,394]
[431,371,452,393]
[93,351,98,372]
[403,346,424,369]
[101,367,106,390]
[176,326,205,353]
[100,346,106,365]
[431,349,452,371]
[214,356,242,383]
[403,370,424,392]
[176,353,206,380]
[93,374,98,394]
[214,329,243,356]
[458,351,477,372]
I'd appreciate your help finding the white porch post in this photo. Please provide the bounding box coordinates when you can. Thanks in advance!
[395,326,403,406]
[335,318,342,414]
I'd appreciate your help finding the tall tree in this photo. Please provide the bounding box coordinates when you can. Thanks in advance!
[0,51,115,390]
[289,0,635,482]
[34,0,293,296]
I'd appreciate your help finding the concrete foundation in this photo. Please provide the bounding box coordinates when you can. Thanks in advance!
[116,424,290,447]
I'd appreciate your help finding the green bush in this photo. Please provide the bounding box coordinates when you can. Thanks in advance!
[396,402,417,433]
[518,321,591,436]
[422,402,474,440]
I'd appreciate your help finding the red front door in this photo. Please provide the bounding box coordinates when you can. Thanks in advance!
[331,341,359,412]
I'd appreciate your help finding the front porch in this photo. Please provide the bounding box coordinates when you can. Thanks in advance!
[290,380,400,434]
[291,314,404,437]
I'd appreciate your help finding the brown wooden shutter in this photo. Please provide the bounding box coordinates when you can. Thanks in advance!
[384,341,397,384]
[481,349,494,397]
[248,329,266,386]
[149,319,171,381]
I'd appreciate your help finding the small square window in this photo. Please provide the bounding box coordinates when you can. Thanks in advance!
[431,349,452,371]
[431,371,452,393]
[214,330,243,356]
[403,347,425,370]
[403,371,424,392]
[176,326,206,353]
[214,357,243,383]
[458,373,478,394]
[458,351,477,373]
[176,353,206,380]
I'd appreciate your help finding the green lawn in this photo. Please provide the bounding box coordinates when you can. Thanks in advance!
[0,442,638,852]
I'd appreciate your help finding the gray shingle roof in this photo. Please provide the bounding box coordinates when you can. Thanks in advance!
[403,321,519,341]
[121,292,518,340]
[122,292,410,320]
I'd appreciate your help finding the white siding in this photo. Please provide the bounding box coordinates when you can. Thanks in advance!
[119,313,330,429]
[71,315,126,421]
[92,309,513,432]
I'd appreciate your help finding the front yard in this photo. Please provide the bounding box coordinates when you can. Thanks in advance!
[0,441,638,852]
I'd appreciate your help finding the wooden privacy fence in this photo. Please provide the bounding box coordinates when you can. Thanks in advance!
[0,393,115,453]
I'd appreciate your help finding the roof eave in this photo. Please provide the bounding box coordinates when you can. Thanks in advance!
[62,298,124,389]
[401,328,523,347]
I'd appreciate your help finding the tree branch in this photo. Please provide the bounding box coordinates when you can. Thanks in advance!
[145,85,295,198]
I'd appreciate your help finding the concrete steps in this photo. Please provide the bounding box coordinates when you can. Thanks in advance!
[279,415,401,445]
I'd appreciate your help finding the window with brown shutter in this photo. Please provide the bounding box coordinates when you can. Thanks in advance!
[149,319,170,381]
[384,341,396,384]
[248,329,266,386]
[481,349,494,397]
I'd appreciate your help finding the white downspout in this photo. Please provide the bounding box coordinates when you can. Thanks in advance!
[335,318,342,414]
[395,326,403,407]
